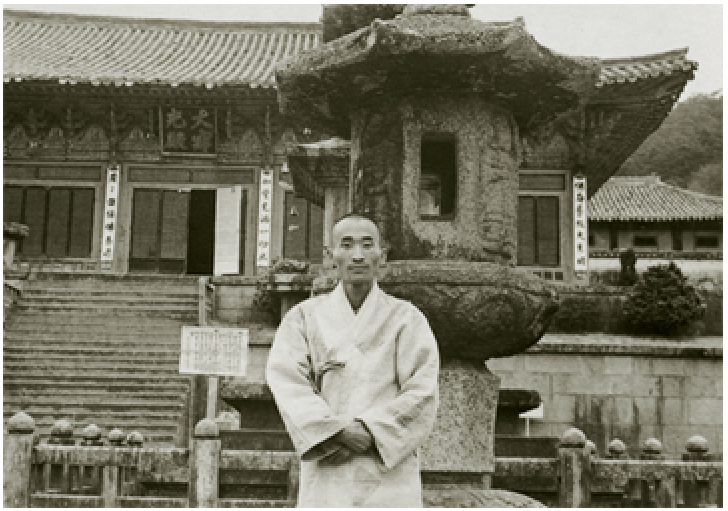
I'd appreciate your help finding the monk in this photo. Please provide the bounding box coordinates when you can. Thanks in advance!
[266,213,440,507]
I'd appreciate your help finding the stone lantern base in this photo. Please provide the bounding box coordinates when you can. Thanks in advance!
[421,360,499,479]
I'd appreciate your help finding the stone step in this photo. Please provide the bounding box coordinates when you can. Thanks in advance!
[3,346,182,358]
[23,287,199,298]
[28,271,201,285]
[19,296,199,307]
[6,387,186,400]
[4,378,189,393]
[3,351,181,363]
[15,303,198,318]
[7,314,191,327]
[3,405,184,421]
[4,334,182,345]
[3,396,185,412]
[4,361,182,374]
[218,499,295,508]
[3,372,190,384]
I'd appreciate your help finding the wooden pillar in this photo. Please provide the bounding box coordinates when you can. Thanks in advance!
[557,427,591,508]
[189,418,221,508]
[3,412,36,508]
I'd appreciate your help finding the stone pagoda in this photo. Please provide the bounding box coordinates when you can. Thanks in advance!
[230,4,696,503]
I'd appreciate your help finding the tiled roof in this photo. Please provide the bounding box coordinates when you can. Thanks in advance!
[4,9,697,93]
[588,176,722,222]
[3,10,320,88]
[597,48,696,87]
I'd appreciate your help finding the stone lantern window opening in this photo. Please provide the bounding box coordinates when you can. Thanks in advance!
[419,133,457,220]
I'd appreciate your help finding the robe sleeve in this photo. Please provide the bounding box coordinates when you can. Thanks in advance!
[266,305,350,462]
[356,305,440,471]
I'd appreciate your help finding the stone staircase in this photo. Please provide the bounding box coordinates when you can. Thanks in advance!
[3,272,200,445]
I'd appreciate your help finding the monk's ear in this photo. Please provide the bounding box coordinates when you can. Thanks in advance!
[323,247,335,268]
[379,246,388,266]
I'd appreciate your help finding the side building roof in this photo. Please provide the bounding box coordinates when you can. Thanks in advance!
[588,175,722,222]
[3,9,321,88]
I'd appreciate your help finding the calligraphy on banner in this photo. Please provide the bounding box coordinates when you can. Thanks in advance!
[573,175,588,278]
[257,168,274,268]
[180,326,248,376]
[160,107,216,155]
[101,165,120,262]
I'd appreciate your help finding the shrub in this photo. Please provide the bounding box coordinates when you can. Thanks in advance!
[252,259,310,320]
[623,263,705,335]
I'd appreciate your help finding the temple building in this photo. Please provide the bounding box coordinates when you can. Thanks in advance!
[588,175,722,275]
[4,8,698,284]
[3,9,324,276]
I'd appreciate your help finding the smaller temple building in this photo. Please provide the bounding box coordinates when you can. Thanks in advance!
[588,175,722,274]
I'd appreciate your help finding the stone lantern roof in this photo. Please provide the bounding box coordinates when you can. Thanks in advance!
[276,4,601,137]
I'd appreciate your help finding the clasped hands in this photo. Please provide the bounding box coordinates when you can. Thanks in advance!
[319,420,374,466]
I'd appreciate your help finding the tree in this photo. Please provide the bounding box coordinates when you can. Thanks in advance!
[618,91,723,188]
[687,162,722,196]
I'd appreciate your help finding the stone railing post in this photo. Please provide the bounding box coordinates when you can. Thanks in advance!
[103,428,124,507]
[557,427,591,507]
[606,438,628,460]
[3,412,35,508]
[682,435,718,507]
[189,419,220,508]
[198,277,207,327]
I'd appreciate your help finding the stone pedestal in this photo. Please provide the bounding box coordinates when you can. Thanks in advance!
[421,360,499,476]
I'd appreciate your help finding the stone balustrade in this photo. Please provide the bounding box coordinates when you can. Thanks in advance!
[4,413,722,508]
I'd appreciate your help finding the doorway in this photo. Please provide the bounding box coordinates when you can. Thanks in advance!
[187,190,216,275]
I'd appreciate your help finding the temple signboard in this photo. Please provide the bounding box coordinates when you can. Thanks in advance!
[180,326,248,377]
[256,168,274,269]
[101,164,120,265]
[573,175,588,279]
[160,107,216,155]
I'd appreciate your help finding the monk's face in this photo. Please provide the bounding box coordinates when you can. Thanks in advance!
[331,217,382,284]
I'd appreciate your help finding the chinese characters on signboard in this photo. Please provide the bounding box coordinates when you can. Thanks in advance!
[101,165,120,262]
[574,176,588,279]
[161,107,216,155]
[179,326,248,377]
[256,168,274,268]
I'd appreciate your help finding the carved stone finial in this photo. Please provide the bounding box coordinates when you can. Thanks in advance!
[126,431,144,446]
[560,427,586,448]
[7,411,35,434]
[108,428,125,446]
[82,424,101,440]
[607,438,627,458]
[194,418,219,439]
[642,437,663,455]
[686,434,709,453]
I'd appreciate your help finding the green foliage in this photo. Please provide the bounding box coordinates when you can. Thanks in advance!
[322,4,406,43]
[687,162,723,196]
[623,263,704,335]
[618,91,723,190]
[252,258,310,319]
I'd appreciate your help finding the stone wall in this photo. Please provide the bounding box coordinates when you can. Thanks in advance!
[487,335,722,460]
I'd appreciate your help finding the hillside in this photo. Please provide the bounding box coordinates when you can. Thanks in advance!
[617,91,723,196]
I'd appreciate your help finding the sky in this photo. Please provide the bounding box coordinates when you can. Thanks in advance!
[6,3,723,99]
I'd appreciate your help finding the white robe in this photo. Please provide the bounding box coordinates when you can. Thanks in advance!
[266,281,440,508]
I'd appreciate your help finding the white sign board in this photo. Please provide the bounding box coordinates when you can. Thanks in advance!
[101,165,120,262]
[180,326,248,376]
[573,175,588,278]
[256,168,274,269]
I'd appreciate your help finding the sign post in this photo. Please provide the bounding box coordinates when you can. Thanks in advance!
[573,175,589,283]
[180,326,249,419]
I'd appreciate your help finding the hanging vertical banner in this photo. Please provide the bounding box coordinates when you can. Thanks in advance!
[573,175,588,279]
[101,165,120,263]
[256,168,274,269]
